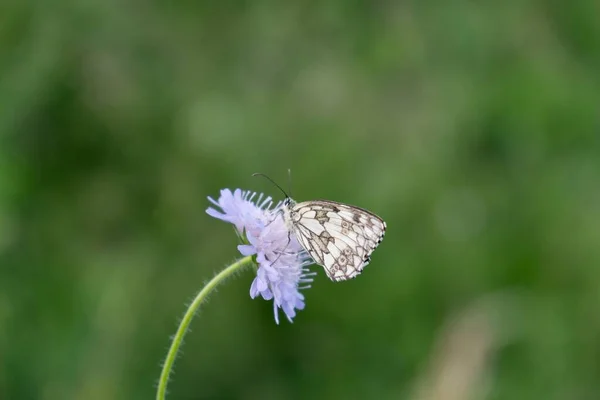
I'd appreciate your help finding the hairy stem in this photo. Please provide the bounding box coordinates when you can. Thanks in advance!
[156,255,254,400]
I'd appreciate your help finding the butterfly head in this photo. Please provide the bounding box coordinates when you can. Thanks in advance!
[283,197,296,208]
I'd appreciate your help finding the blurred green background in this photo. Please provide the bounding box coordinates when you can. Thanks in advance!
[2,1,600,399]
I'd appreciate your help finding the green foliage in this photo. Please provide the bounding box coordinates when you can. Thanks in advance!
[1,2,599,399]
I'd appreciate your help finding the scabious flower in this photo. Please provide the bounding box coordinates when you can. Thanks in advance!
[206,189,315,324]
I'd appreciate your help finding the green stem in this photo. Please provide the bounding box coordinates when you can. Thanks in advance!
[156,255,254,400]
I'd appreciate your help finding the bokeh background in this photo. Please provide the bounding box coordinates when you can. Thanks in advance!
[2,1,600,399]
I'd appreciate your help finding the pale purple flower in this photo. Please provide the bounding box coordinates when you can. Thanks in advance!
[207,189,315,324]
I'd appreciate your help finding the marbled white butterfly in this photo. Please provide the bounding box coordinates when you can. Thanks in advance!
[254,173,386,282]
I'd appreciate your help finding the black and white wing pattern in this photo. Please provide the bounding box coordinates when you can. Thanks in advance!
[287,200,386,282]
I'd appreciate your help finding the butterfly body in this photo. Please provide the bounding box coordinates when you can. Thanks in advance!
[282,197,386,282]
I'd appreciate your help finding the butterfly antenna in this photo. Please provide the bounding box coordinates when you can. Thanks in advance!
[252,173,289,198]
[287,168,293,198]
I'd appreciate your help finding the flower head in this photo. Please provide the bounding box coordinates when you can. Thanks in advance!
[207,189,314,323]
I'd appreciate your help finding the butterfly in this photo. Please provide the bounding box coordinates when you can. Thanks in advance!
[254,173,386,282]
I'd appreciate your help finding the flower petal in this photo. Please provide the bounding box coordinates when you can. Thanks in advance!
[237,244,256,256]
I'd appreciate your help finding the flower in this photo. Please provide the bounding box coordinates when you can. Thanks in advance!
[207,189,315,324]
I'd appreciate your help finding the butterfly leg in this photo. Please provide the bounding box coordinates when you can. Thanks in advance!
[263,215,278,228]
[268,231,292,265]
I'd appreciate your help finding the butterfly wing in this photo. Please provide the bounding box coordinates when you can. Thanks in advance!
[290,200,386,282]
